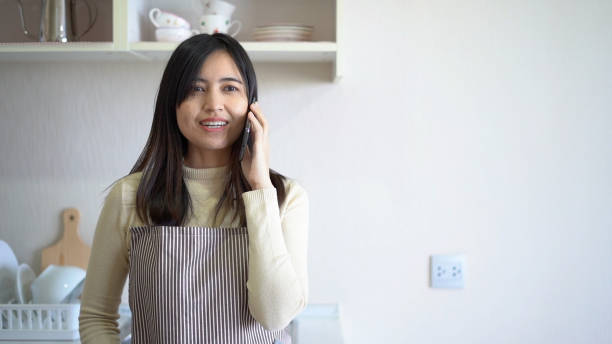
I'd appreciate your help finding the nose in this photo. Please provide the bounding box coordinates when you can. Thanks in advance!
[203,89,223,113]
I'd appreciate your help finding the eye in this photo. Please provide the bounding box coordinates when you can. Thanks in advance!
[192,86,205,93]
[224,85,239,92]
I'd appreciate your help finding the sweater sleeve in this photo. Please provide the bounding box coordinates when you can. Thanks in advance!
[79,180,130,344]
[241,179,309,331]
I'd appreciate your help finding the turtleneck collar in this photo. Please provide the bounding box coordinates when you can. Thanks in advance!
[182,163,230,181]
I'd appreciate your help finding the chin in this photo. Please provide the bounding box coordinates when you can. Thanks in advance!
[198,140,235,150]
[188,131,239,150]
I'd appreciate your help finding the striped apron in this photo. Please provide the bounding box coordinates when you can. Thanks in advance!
[128,225,292,344]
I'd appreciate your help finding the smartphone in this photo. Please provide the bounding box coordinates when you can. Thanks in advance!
[238,95,256,161]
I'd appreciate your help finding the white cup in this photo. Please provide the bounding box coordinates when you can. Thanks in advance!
[30,265,86,304]
[198,14,241,36]
[202,0,236,17]
[149,8,191,29]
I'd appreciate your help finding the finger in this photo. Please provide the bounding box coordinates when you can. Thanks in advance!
[250,103,268,133]
[247,104,262,129]
[248,111,263,139]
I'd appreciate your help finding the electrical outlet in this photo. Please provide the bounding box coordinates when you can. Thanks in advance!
[430,254,466,289]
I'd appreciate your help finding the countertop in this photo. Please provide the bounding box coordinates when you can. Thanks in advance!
[0,303,344,344]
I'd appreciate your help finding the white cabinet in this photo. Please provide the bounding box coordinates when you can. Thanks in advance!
[0,0,343,81]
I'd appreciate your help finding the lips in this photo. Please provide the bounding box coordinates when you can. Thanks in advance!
[200,125,226,132]
[198,116,229,132]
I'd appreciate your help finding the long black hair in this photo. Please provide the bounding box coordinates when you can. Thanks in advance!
[106,33,287,227]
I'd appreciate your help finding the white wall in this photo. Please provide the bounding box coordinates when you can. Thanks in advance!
[1,0,611,343]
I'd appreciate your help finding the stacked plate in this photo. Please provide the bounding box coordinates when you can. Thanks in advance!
[253,24,313,41]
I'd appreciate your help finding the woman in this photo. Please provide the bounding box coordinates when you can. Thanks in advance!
[79,33,309,344]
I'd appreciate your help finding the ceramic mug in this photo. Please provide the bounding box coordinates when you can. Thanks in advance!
[16,263,36,304]
[198,14,241,36]
[149,8,190,29]
[30,265,86,304]
[202,0,236,17]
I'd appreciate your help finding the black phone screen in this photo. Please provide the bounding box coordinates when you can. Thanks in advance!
[238,95,256,161]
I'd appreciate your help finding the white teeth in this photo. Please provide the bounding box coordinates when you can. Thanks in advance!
[201,121,228,126]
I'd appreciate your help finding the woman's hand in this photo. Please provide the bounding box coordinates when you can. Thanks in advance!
[240,102,274,190]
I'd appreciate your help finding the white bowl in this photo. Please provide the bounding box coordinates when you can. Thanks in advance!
[0,240,19,303]
[30,265,86,304]
[155,28,195,42]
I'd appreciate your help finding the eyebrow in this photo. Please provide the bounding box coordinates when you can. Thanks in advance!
[193,77,243,84]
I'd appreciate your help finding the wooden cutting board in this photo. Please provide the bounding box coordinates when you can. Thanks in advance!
[41,208,91,271]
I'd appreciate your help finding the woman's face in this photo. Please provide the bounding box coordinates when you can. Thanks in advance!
[176,50,249,165]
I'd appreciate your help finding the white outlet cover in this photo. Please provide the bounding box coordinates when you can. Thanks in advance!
[430,254,466,289]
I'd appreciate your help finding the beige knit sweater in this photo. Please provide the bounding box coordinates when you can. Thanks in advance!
[78,164,309,343]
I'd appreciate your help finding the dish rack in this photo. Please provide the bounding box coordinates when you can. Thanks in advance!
[0,303,80,340]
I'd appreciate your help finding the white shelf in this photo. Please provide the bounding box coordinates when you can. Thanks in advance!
[0,42,114,52]
[0,0,343,81]
[0,41,337,62]
[130,41,337,62]
[0,42,134,62]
